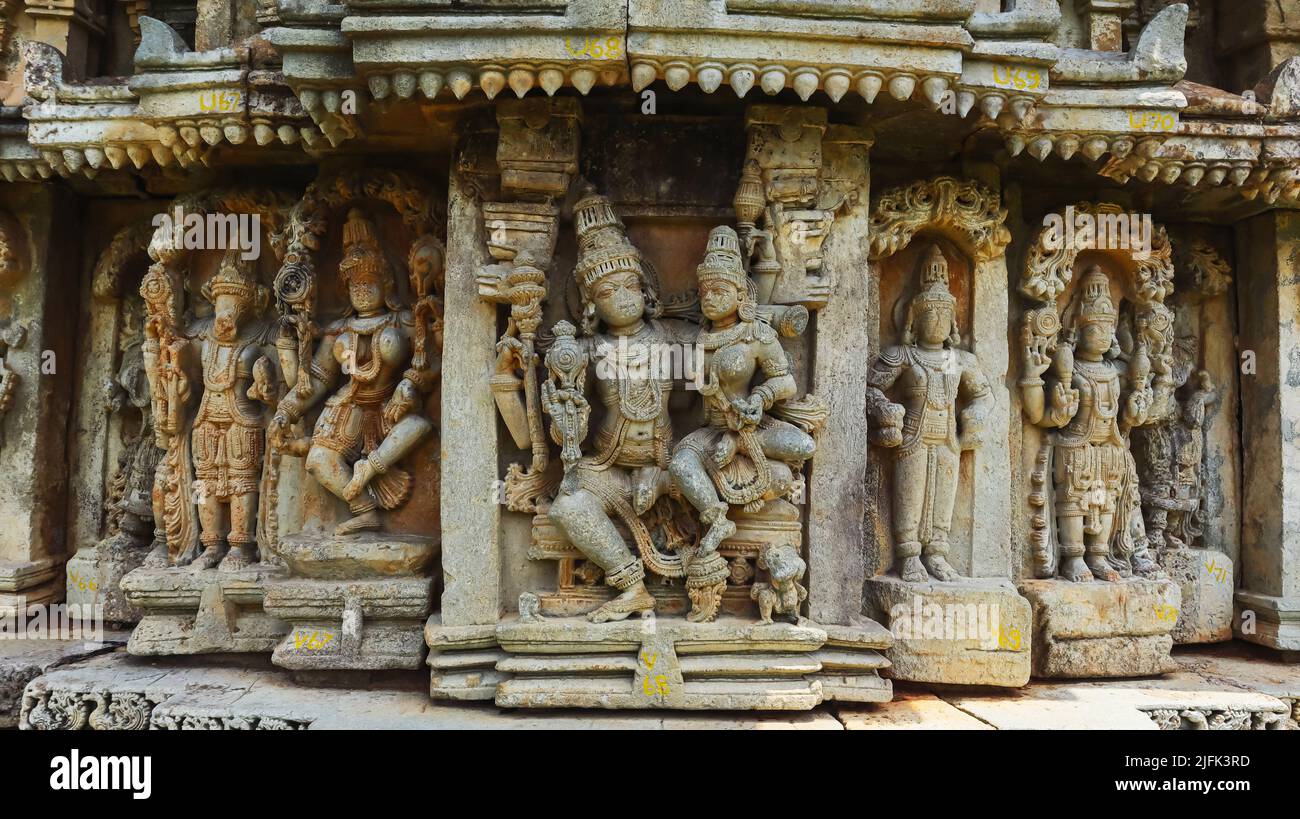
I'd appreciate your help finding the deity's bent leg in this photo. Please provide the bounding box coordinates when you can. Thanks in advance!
[892,445,929,581]
[220,491,259,570]
[758,421,815,463]
[921,445,962,582]
[344,414,432,504]
[550,486,654,622]
[308,446,380,535]
[669,448,733,553]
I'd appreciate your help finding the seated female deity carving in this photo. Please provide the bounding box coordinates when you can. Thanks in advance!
[865,244,992,583]
[271,209,435,536]
[1020,265,1161,582]
[668,226,816,619]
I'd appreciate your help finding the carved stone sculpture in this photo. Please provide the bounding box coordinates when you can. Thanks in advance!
[866,244,993,583]
[669,225,817,621]
[272,209,434,536]
[1016,204,1183,678]
[540,187,688,623]
[1021,265,1160,582]
[188,249,277,571]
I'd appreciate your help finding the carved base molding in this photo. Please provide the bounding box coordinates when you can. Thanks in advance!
[1234,591,1300,652]
[426,616,892,710]
[121,565,288,655]
[1019,578,1181,678]
[1163,549,1234,645]
[22,684,311,730]
[265,578,433,671]
[0,558,65,614]
[866,576,1032,688]
[264,532,439,671]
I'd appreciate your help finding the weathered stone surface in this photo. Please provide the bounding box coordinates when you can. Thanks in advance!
[1163,549,1234,644]
[835,691,993,730]
[0,634,124,727]
[1019,578,1181,678]
[867,576,1031,687]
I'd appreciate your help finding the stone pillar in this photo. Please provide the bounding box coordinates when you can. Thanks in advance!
[0,185,78,613]
[1234,210,1300,652]
[437,133,502,630]
[805,130,870,627]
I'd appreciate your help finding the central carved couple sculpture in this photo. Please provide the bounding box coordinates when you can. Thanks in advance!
[537,189,816,624]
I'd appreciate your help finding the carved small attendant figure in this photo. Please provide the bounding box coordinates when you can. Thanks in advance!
[272,209,434,536]
[751,544,807,625]
[189,249,276,570]
[866,245,992,583]
[670,226,815,551]
[1021,265,1160,582]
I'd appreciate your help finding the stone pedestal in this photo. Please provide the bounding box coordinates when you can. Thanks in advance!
[427,616,892,710]
[866,576,1031,687]
[264,532,438,671]
[1019,578,1181,678]
[65,532,152,624]
[1163,549,1233,644]
[122,565,287,655]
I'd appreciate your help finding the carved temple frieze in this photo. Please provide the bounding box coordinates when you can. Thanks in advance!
[426,99,891,709]
[5,2,1300,722]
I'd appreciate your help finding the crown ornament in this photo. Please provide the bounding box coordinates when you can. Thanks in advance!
[205,246,259,303]
[912,244,955,307]
[339,208,394,288]
[573,186,643,298]
[696,226,748,291]
[1076,265,1118,325]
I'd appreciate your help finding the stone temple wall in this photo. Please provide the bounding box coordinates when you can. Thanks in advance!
[0,0,1298,712]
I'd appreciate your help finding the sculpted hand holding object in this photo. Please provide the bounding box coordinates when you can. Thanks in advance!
[865,244,992,583]
[272,209,434,537]
[541,188,685,623]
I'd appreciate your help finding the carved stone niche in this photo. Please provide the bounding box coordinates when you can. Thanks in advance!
[861,177,1031,688]
[1016,202,1183,678]
[260,168,445,673]
[1130,236,1236,645]
[427,100,892,710]
[121,188,296,656]
[65,220,159,624]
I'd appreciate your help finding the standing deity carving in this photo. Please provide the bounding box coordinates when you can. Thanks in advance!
[866,244,993,583]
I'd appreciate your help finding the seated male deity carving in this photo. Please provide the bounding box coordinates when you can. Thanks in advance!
[271,209,434,536]
[539,189,689,623]
[865,244,992,583]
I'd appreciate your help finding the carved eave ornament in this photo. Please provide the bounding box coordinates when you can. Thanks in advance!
[21,19,322,178]
[0,107,53,182]
[22,40,155,177]
[129,18,319,154]
[1001,4,1187,169]
[868,176,1010,264]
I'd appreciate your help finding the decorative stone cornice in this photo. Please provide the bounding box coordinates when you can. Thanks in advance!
[20,18,321,178]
